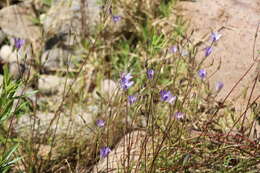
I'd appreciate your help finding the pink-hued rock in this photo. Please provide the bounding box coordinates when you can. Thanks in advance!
[92,131,151,173]
[178,0,260,111]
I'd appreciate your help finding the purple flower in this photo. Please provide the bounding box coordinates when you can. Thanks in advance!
[147,69,154,79]
[205,46,212,57]
[169,45,177,53]
[198,69,206,79]
[215,81,224,92]
[211,32,221,42]
[14,38,25,49]
[100,147,111,158]
[96,119,105,127]
[160,90,176,104]
[173,112,185,120]
[112,15,121,23]
[120,72,134,90]
[128,95,137,104]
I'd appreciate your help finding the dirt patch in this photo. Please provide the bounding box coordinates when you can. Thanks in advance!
[178,0,260,111]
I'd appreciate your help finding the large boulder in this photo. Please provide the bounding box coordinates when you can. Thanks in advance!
[0,2,42,42]
[42,0,100,37]
[178,0,260,110]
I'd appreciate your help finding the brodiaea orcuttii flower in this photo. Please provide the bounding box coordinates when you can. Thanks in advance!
[96,119,105,127]
[198,69,206,79]
[160,90,176,104]
[14,38,25,49]
[169,45,177,53]
[147,69,154,79]
[100,147,111,158]
[120,72,134,90]
[112,15,121,23]
[211,32,221,42]
[205,46,212,57]
[173,112,185,120]
[128,95,137,104]
[215,81,224,92]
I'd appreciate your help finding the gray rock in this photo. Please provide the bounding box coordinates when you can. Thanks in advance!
[9,62,27,79]
[42,47,81,70]
[16,111,93,136]
[43,0,100,37]
[38,75,73,95]
[0,2,41,42]
[41,48,68,70]
[0,45,12,62]
[0,44,27,63]
[100,79,119,100]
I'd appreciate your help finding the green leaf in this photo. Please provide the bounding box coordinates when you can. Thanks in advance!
[0,144,21,172]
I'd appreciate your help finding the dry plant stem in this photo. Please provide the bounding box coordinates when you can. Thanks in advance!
[134,133,150,173]
[80,0,88,38]
[227,95,260,139]
[4,54,35,153]
[152,50,194,154]
[252,22,260,61]
[46,43,73,166]
[148,77,193,172]
[37,14,111,172]
[240,72,259,132]
[148,119,175,173]
[65,159,73,173]
[39,0,113,148]
[223,22,260,138]
[38,45,95,170]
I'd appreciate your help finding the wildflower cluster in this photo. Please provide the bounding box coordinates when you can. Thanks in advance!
[119,69,176,105]
[198,32,224,91]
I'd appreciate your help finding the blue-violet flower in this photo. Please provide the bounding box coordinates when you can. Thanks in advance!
[147,69,154,79]
[169,45,177,53]
[100,147,111,158]
[128,95,137,104]
[120,72,134,90]
[211,32,222,42]
[112,15,121,23]
[198,69,207,79]
[96,119,105,127]
[174,112,185,120]
[14,38,25,49]
[215,81,224,92]
[205,46,212,57]
[160,90,176,104]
